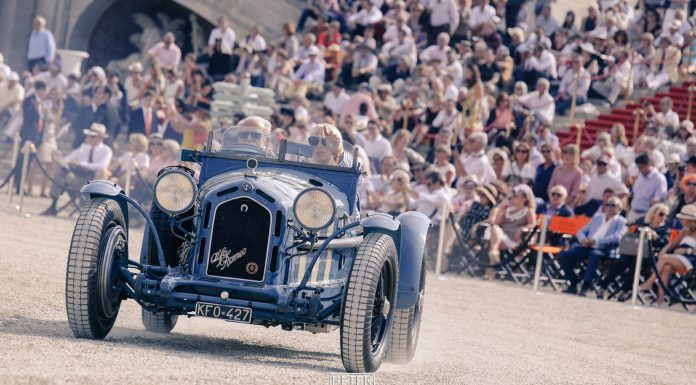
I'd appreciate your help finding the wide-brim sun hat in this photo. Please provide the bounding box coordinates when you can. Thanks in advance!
[82,123,108,138]
[476,184,498,204]
[677,204,696,221]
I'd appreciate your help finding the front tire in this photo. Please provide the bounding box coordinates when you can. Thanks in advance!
[340,233,398,373]
[66,198,127,339]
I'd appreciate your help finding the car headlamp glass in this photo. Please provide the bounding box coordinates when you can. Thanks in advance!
[154,169,197,215]
[293,188,336,231]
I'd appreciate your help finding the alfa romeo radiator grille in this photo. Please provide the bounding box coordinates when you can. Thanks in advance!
[206,197,270,281]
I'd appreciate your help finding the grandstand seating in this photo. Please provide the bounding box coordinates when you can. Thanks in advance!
[557,81,696,150]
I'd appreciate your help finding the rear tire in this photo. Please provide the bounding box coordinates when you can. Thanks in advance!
[66,198,127,339]
[340,233,398,373]
[142,308,178,333]
[141,204,180,332]
[386,262,425,364]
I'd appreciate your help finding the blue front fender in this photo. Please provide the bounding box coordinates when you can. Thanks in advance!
[361,212,431,309]
[395,212,430,308]
[81,180,168,271]
[80,180,129,230]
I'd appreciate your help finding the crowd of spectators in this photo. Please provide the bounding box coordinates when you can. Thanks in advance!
[2,1,696,301]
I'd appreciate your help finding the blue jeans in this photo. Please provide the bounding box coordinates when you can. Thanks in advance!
[555,96,586,116]
[559,246,608,288]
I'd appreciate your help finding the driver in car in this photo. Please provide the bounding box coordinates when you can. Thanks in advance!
[236,116,272,150]
[309,123,353,167]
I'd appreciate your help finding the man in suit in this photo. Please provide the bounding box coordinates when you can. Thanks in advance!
[559,196,628,296]
[72,86,110,149]
[128,90,157,138]
[14,80,47,193]
[536,185,573,218]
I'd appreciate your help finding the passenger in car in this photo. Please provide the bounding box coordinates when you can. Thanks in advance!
[309,123,352,167]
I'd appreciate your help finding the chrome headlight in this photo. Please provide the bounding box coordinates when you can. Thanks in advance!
[293,188,336,231]
[153,168,197,216]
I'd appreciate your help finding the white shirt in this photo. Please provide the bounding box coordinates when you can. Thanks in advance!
[457,151,497,186]
[518,90,555,123]
[416,187,452,224]
[585,172,629,202]
[432,110,459,132]
[429,0,459,32]
[469,4,496,29]
[348,6,382,27]
[208,27,236,54]
[324,90,350,117]
[383,24,412,42]
[559,67,591,99]
[503,162,536,181]
[591,213,620,243]
[293,58,325,84]
[0,83,24,112]
[117,152,150,173]
[610,60,631,88]
[124,76,142,108]
[526,50,557,79]
[348,7,383,26]
[147,42,182,70]
[355,133,393,164]
[64,143,113,172]
[381,37,418,66]
[244,34,267,52]
[419,45,450,63]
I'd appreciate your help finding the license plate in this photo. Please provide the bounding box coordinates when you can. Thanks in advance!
[195,302,252,323]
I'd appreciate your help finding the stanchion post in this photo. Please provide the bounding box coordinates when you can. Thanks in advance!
[16,141,34,212]
[687,86,695,122]
[7,132,20,202]
[124,158,134,196]
[533,215,549,293]
[624,49,635,102]
[435,201,450,277]
[569,71,580,127]
[630,227,647,307]
[632,108,643,144]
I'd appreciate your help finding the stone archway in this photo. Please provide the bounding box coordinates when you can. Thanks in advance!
[69,0,214,69]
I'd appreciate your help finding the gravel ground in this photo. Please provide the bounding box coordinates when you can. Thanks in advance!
[1,195,696,385]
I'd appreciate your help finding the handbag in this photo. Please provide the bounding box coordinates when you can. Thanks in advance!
[618,231,651,257]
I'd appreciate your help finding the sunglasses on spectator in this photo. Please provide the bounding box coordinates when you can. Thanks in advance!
[239,131,263,140]
[657,212,667,217]
[150,142,163,147]
[688,182,696,187]
[596,161,608,166]
[551,192,563,197]
[308,136,328,146]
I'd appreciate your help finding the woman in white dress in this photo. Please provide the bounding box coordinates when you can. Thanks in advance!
[503,142,536,188]
[37,89,64,197]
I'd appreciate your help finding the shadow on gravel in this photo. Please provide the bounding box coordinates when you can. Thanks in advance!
[0,316,340,372]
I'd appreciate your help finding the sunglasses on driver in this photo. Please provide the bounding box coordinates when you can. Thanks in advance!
[239,131,263,140]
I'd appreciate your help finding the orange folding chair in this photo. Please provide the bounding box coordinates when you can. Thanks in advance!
[528,215,591,290]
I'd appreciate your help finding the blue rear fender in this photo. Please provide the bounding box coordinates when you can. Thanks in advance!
[360,212,430,309]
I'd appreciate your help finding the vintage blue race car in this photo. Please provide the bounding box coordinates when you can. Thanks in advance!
[65,122,430,372]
